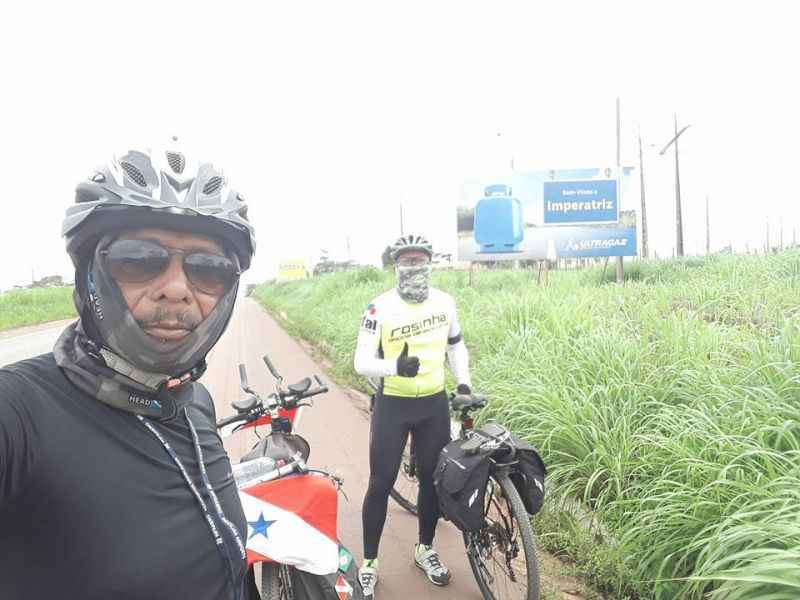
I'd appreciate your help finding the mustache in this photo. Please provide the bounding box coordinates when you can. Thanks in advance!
[136,307,201,330]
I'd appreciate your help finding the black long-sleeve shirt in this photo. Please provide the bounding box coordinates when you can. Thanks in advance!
[0,353,248,599]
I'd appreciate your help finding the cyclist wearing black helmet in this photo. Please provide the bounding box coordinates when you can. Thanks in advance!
[0,145,256,599]
[354,234,472,598]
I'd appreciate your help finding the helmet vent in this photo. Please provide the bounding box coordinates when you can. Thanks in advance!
[202,175,224,195]
[166,152,186,174]
[119,161,147,187]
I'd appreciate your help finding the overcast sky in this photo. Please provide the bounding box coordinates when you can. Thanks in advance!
[0,1,797,290]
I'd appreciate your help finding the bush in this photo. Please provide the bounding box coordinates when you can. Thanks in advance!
[253,253,800,599]
[0,286,77,331]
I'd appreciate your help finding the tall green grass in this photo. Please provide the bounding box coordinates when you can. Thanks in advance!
[0,287,76,332]
[255,254,800,599]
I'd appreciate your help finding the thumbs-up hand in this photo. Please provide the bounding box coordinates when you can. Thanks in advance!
[396,342,420,377]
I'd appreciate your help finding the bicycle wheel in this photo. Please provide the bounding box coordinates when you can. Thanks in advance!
[261,562,295,600]
[463,473,540,600]
[389,434,419,515]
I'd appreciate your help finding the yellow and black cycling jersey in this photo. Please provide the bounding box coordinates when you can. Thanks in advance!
[354,287,471,398]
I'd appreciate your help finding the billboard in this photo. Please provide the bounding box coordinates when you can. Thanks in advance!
[457,167,636,262]
[277,259,309,281]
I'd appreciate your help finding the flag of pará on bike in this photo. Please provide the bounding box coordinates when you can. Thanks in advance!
[239,483,340,575]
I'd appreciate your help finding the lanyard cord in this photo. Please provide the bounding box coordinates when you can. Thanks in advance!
[137,409,246,600]
[184,410,247,561]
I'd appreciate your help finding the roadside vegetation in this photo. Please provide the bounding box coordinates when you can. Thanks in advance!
[0,287,76,332]
[254,253,800,599]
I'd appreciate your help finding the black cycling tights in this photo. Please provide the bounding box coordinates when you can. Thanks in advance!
[362,390,451,559]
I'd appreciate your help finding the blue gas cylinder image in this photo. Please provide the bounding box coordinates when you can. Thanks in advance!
[474,184,524,253]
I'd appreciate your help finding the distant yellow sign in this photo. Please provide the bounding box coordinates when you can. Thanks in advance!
[278,260,308,281]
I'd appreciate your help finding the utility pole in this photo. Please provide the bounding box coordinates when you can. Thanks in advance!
[705,196,710,255]
[399,203,405,236]
[615,97,624,282]
[659,116,691,257]
[780,217,784,249]
[766,220,770,254]
[616,98,621,166]
[638,128,649,258]
[673,115,684,257]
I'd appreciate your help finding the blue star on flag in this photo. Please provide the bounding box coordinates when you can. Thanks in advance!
[248,513,276,540]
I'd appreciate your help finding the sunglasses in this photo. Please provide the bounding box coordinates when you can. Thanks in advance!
[100,239,240,296]
[396,256,431,267]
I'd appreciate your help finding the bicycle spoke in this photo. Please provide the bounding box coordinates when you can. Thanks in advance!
[473,481,530,600]
[394,466,418,498]
[389,432,420,514]
[280,564,293,600]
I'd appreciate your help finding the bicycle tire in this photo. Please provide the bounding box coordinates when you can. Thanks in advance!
[389,435,419,515]
[463,473,540,600]
[389,485,418,515]
[261,562,295,600]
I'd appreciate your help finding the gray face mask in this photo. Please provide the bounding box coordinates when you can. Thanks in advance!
[396,264,432,303]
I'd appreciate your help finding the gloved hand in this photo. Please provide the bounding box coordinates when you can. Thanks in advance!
[456,384,471,395]
[396,342,420,377]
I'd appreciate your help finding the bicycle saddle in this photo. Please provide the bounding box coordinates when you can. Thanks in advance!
[288,378,312,395]
[451,393,488,412]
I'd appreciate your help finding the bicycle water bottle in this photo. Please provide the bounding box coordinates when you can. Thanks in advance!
[231,456,278,489]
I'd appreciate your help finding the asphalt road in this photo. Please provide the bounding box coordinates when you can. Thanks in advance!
[0,318,76,367]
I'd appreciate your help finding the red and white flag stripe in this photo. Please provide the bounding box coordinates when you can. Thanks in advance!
[239,489,339,575]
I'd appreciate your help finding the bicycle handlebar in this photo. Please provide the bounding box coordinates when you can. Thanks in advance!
[263,354,280,379]
[217,411,250,429]
[219,372,329,430]
[280,384,328,407]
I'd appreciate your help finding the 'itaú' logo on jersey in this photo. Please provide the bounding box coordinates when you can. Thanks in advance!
[389,313,448,340]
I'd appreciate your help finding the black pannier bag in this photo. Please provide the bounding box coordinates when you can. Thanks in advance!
[507,434,546,516]
[433,439,491,532]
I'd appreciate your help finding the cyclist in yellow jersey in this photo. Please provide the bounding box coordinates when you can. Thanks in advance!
[354,235,472,598]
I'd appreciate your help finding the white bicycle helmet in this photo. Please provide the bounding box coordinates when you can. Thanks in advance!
[389,234,433,261]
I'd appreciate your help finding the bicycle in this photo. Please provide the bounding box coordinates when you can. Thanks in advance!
[217,355,364,600]
[376,385,542,600]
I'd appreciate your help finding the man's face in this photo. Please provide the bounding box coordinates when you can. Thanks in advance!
[395,249,430,267]
[110,227,229,344]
